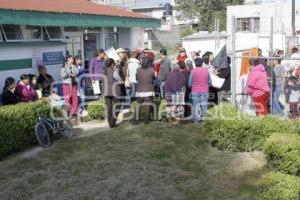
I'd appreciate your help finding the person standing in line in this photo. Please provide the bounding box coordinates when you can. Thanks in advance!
[246,57,270,116]
[103,58,123,128]
[285,76,300,118]
[178,61,192,118]
[216,57,231,102]
[176,48,188,63]
[125,51,140,110]
[89,49,106,96]
[75,55,88,116]
[157,49,171,98]
[165,62,186,124]
[135,54,156,125]
[116,48,130,109]
[272,57,285,115]
[189,58,210,123]
[202,51,215,73]
[16,74,37,103]
[2,77,18,105]
[202,51,218,105]
[62,55,79,118]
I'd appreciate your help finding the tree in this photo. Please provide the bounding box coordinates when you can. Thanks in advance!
[175,0,244,31]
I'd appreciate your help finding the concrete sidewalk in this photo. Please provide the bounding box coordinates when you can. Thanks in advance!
[18,120,109,159]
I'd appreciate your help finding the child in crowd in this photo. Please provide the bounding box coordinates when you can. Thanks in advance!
[286,76,300,118]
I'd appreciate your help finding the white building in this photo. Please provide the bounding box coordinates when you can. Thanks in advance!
[227,0,300,53]
[182,32,227,56]
[226,0,300,114]
[0,0,159,100]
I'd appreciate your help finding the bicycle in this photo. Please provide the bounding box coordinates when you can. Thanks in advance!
[35,114,74,148]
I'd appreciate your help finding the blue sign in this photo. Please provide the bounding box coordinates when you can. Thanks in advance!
[42,51,64,66]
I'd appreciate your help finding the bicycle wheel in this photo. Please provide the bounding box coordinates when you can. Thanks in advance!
[35,122,51,148]
[61,120,74,139]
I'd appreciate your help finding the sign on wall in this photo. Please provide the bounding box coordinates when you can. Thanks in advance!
[42,51,64,66]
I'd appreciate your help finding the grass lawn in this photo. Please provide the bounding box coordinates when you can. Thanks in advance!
[0,122,265,200]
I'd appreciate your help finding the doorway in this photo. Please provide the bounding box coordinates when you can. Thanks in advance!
[84,33,100,71]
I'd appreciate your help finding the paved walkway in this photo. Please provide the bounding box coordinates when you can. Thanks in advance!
[18,120,109,159]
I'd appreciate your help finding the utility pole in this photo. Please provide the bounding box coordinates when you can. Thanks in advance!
[292,0,295,37]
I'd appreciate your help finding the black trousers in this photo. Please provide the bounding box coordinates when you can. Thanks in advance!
[105,97,121,128]
[135,97,153,124]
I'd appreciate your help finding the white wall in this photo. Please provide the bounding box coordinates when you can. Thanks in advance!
[118,27,132,49]
[131,27,144,49]
[227,1,300,36]
[182,38,227,57]
[0,45,66,95]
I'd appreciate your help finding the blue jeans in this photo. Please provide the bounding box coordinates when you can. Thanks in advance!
[154,79,165,99]
[272,85,282,115]
[79,87,86,111]
[192,92,208,123]
[125,83,136,109]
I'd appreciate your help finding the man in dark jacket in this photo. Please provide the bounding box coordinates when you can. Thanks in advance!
[37,65,55,97]
[104,58,122,128]
[217,57,231,102]
[157,48,171,98]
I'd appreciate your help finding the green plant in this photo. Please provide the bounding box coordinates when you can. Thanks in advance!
[259,172,300,200]
[202,103,300,152]
[0,101,58,157]
[264,133,300,176]
[87,99,106,120]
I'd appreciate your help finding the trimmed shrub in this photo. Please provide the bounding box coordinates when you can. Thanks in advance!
[87,99,106,120]
[0,102,56,157]
[264,133,300,176]
[259,172,300,200]
[203,103,300,152]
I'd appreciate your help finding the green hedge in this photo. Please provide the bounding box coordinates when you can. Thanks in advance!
[0,102,57,157]
[264,133,300,176]
[87,99,106,120]
[259,172,300,200]
[203,103,300,152]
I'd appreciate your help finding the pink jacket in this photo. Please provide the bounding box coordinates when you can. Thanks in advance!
[16,82,37,102]
[247,64,270,97]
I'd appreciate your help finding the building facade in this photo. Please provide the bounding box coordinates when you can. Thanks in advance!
[0,0,159,96]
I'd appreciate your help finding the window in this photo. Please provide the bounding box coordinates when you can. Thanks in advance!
[105,27,119,49]
[24,26,43,41]
[45,26,64,41]
[1,25,24,41]
[236,17,260,33]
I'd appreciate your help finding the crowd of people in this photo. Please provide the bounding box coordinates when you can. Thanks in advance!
[246,47,300,118]
[2,66,55,105]
[2,45,300,127]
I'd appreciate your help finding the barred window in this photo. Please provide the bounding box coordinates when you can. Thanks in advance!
[236,17,260,33]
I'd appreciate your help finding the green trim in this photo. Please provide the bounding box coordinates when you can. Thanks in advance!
[0,41,67,48]
[0,9,161,28]
[0,59,32,71]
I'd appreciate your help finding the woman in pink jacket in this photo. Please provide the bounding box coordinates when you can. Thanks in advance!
[246,61,270,116]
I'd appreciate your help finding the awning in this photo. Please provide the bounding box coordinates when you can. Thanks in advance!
[0,9,161,28]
